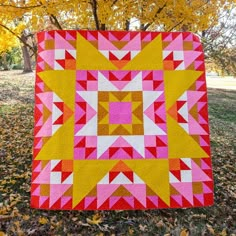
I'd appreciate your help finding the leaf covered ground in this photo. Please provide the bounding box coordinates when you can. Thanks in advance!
[0,70,235,236]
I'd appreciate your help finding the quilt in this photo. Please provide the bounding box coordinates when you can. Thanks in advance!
[31,30,214,210]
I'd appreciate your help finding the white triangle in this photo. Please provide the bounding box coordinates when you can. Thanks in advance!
[53,93,62,102]
[178,91,187,101]
[97,136,119,158]
[52,124,61,135]
[122,72,142,91]
[99,50,109,58]
[54,61,64,70]
[98,174,109,184]
[133,173,145,184]
[144,115,166,135]
[123,135,144,157]
[52,104,63,123]
[110,50,129,60]
[175,62,185,70]
[76,91,98,110]
[75,115,97,136]
[131,51,140,59]
[67,50,76,59]
[143,91,163,110]
[181,158,192,168]
[98,72,118,91]
[62,173,73,184]
[178,103,188,122]
[169,173,180,183]
[110,172,132,184]
[50,160,60,170]
[179,123,189,133]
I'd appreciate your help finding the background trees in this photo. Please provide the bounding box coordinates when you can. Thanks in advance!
[0,0,235,74]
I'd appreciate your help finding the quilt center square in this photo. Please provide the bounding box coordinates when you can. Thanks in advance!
[98,91,144,135]
[109,102,132,124]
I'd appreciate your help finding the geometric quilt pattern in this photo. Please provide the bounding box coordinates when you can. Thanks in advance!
[31,30,213,210]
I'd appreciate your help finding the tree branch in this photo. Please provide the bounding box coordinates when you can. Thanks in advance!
[0,4,41,9]
[91,0,100,30]
[141,2,167,31]
[50,15,63,29]
[0,24,36,53]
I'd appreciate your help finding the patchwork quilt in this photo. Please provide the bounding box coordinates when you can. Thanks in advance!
[31,30,214,210]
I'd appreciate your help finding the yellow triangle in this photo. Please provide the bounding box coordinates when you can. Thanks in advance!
[99,114,109,124]
[124,160,170,206]
[123,35,163,70]
[35,116,74,160]
[164,71,203,109]
[167,115,208,158]
[38,71,75,111]
[73,160,118,207]
[109,124,119,134]
[121,93,132,102]
[76,33,117,70]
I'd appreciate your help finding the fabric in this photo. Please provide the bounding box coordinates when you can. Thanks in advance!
[31,30,214,210]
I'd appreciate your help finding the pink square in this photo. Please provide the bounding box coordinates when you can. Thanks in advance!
[109,102,132,124]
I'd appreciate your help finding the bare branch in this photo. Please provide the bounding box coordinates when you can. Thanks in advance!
[90,0,100,30]
[50,15,63,30]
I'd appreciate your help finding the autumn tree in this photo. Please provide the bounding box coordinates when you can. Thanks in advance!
[0,0,235,73]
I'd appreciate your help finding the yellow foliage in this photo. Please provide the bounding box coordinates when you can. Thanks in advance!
[0,0,235,51]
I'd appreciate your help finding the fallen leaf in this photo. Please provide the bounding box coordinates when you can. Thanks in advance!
[38,216,48,225]
[180,228,190,236]
[86,213,102,225]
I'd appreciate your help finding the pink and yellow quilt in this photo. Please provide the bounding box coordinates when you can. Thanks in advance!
[31,30,214,210]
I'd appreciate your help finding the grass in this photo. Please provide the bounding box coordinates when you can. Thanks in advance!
[0,70,236,235]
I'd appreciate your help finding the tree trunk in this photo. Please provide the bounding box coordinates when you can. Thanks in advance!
[2,53,9,70]
[21,34,32,73]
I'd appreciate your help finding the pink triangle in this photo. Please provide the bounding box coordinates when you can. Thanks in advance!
[85,197,96,208]
[201,159,211,170]
[171,195,182,205]
[194,194,204,204]
[188,115,207,135]
[147,196,158,206]
[39,196,49,207]
[98,33,118,50]
[32,185,40,196]
[198,114,208,124]
[144,104,155,121]
[155,103,166,121]
[193,42,201,50]
[195,61,204,69]
[109,196,121,207]
[39,51,55,68]
[35,139,43,149]
[45,32,54,40]
[187,91,205,110]
[37,92,53,111]
[36,115,52,137]
[87,32,97,41]
[49,184,71,207]
[196,81,205,90]
[66,32,75,40]
[37,82,44,92]
[124,184,146,206]
[199,136,209,146]
[197,102,207,111]
[55,32,75,49]
[34,162,42,172]
[184,51,202,68]
[203,183,212,193]
[143,33,152,42]
[33,162,51,184]
[122,34,141,50]
[191,161,211,182]
[121,33,130,41]
[97,184,120,207]
[61,196,71,207]
[86,103,97,121]
[163,34,172,41]
[36,116,43,127]
[171,182,193,204]
[184,34,193,41]
[165,34,183,50]
[123,196,134,207]
[108,32,119,41]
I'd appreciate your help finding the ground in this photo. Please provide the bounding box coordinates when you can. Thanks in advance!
[0,70,235,235]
